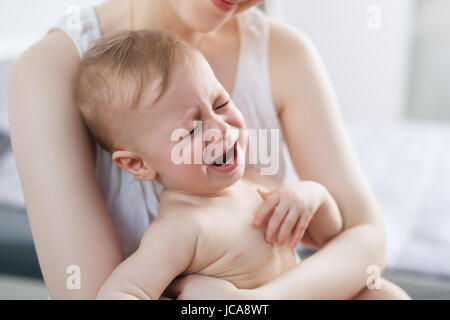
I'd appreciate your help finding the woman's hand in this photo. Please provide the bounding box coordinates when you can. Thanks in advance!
[253,181,327,248]
[164,275,257,300]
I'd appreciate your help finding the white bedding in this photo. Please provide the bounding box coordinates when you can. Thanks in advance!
[1,120,450,276]
[346,121,450,276]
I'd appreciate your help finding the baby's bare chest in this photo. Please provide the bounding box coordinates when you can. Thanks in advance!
[184,187,295,288]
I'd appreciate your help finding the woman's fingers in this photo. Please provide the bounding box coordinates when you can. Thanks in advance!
[164,275,239,300]
[253,190,280,226]
[163,279,182,299]
[163,276,191,299]
[265,201,289,242]
[276,207,299,245]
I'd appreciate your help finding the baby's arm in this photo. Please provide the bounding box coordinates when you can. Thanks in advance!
[97,214,197,300]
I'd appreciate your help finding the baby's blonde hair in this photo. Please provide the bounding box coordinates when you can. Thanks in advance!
[74,30,194,153]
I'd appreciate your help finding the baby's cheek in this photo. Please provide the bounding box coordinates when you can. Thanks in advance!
[168,135,205,166]
[169,163,207,191]
[230,107,247,130]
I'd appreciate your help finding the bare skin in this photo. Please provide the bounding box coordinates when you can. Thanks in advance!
[7,0,409,299]
[97,168,347,299]
[97,170,293,299]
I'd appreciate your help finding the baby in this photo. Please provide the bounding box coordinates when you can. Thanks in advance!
[75,30,342,299]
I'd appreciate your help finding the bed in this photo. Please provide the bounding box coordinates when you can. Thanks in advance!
[298,121,450,299]
[1,58,450,299]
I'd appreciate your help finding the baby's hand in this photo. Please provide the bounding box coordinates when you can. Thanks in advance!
[253,181,326,248]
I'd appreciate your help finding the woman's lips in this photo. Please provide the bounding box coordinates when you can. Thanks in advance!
[211,0,238,12]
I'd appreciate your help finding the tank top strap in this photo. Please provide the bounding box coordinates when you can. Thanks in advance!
[49,7,101,57]
[233,8,289,185]
[236,7,270,73]
[234,7,276,127]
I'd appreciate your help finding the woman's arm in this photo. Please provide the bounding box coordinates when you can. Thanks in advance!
[7,31,124,299]
[261,20,386,299]
[301,182,344,249]
[252,226,385,299]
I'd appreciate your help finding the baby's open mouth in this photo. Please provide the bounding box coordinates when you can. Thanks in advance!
[210,142,237,167]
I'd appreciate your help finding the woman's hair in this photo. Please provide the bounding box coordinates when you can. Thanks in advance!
[74,30,194,153]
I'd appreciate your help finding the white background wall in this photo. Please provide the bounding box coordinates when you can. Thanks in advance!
[0,0,414,122]
[279,0,414,122]
[0,0,104,59]
[409,0,450,121]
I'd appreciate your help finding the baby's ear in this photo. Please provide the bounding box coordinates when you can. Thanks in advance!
[111,150,157,181]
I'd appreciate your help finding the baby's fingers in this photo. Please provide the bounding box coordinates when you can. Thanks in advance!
[276,207,300,245]
[265,202,289,243]
[256,188,278,200]
[290,214,310,248]
[253,190,280,226]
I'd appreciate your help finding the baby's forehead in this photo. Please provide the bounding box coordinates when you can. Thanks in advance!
[168,55,222,97]
[134,75,165,109]
[128,52,223,121]
[130,56,197,108]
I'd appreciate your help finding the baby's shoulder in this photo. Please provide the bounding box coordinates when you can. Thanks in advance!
[158,192,211,231]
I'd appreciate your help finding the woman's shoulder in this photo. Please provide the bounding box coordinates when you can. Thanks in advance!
[267,18,321,108]
[10,31,80,86]
[268,18,315,60]
[11,4,102,78]
[239,8,310,48]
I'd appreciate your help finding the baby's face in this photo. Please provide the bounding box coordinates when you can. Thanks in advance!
[117,53,247,195]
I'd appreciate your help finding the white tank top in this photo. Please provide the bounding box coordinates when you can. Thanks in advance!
[52,7,297,257]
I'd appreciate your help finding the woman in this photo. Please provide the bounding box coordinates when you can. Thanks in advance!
[8,0,409,299]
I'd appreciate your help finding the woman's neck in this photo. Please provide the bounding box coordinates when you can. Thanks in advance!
[98,0,212,46]
[135,0,206,45]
